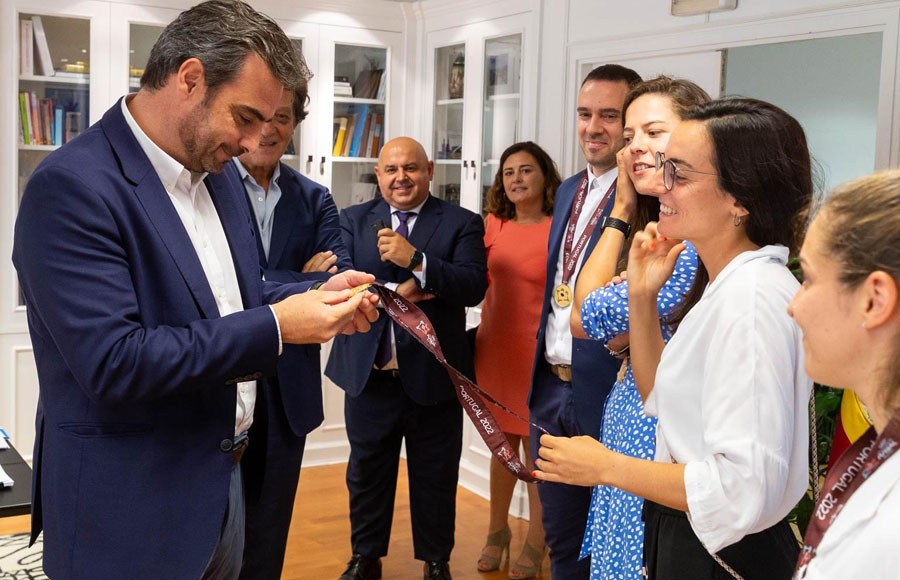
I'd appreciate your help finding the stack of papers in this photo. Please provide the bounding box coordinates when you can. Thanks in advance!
[0,465,13,488]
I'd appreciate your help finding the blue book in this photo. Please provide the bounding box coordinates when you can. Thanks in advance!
[348,104,369,157]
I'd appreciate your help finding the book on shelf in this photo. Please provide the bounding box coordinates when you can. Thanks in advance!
[20,19,34,76]
[351,69,384,100]
[334,85,353,97]
[332,116,350,157]
[66,111,84,142]
[368,113,383,158]
[341,114,357,157]
[53,71,90,80]
[375,72,387,101]
[31,16,55,76]
[358,113,373,158]
[348,105,370,157]
[19,93,31,145]
[334,75,350,83]
[18,90,86,146]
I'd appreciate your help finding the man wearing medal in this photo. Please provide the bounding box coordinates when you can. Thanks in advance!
[526,64,642,579]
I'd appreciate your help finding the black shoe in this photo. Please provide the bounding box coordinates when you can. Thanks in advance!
[423,560,452,580]
[338,554,382,580]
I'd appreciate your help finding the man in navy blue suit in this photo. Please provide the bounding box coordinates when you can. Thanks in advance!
[228,60,353,580]
[527,64,642,579]
[325,137,487,580]
[12,3,377,579]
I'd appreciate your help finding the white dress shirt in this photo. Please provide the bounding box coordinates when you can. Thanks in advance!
[122,97,256,437]
[796,451,900,579]
[645,245,812,553]
[544,165,617,365]
[378,196,428,370]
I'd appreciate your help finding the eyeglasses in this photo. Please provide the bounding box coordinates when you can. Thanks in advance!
[654,151,666,171]
[662,158,718,191]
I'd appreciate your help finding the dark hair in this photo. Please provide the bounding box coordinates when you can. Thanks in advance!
[484,141,561,220]
[817,169,900,415]
[290,45,312,124]
[141,0,306,100]
[672,97,813,324]
[581,64,642,89]
[618,76,712,272]
[623,76,711,121]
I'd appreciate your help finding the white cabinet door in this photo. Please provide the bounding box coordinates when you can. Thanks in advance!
[316,24,403,210]
[2,0,111,457]
[277,18,320,180]
[425,12,534,216]
[109,3,179,101]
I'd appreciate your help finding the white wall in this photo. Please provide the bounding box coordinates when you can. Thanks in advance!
[536,0,900,175]
[724,33,882,192]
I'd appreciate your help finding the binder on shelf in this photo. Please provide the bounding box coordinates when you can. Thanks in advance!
[20,19,34,76]
[347,105,369,157]
[332,116,349,156]
[31,16,55,76]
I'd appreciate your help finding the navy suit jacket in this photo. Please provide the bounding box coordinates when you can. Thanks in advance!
[12,101,311,580]
[527,171,622,437]
[225,160,351,436]
[325,195,487,405]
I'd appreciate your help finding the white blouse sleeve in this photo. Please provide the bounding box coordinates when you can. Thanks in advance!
[683,287,802,553]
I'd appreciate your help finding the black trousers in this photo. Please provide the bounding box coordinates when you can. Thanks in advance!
[239,377,307,580]
[529,361,593,580]
[642,501,799,580]
[345,370,463,562]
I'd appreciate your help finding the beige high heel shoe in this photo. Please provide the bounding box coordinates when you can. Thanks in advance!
[476,525,512,572]
[508,542,548,579]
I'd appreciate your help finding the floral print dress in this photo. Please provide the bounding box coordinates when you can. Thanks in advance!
[578,243,698,580]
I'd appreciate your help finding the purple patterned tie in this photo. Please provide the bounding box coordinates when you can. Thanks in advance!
[374,211,415,369]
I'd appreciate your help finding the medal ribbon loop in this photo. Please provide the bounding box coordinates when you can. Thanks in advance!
[369,284,548,483]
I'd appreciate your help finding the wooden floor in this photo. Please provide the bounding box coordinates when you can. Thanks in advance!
[0,461,549,579]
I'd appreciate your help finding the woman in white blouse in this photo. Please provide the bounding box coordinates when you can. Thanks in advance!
[789,169,900,579]
[533,98,813,579]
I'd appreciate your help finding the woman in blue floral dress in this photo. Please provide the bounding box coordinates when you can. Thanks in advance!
[569,77,709,580]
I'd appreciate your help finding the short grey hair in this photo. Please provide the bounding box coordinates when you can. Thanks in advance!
[141,0,305,98]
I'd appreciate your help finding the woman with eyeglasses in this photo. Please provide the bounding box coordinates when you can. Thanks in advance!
[535,98,813,580]
[789,169,900,579]
[568,76,709,580]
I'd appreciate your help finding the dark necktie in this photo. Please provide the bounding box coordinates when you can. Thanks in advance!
[374,211,416,369]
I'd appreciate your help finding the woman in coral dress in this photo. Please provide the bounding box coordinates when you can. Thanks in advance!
[474,141,561,579]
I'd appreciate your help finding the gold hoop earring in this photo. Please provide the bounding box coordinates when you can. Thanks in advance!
[733,215,743,227]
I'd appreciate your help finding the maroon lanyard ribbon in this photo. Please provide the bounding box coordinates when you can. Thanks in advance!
[370,284,546,483]
[795,413,900,574]
[560,171,616,285]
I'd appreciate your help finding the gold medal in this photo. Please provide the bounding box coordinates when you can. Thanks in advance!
[554,284,572,308]
[347,283,372,297]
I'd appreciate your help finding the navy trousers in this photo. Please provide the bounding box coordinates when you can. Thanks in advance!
[345,371,463,562]
[530,360,593,580]
[240,377,307,580]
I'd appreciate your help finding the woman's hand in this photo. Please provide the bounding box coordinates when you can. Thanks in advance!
[627,222,685,300]
[532,434,614,487]
[611,149,637,222]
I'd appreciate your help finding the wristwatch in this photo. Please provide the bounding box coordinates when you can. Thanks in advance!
[601,216,632,238]
[407,249,424,270]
